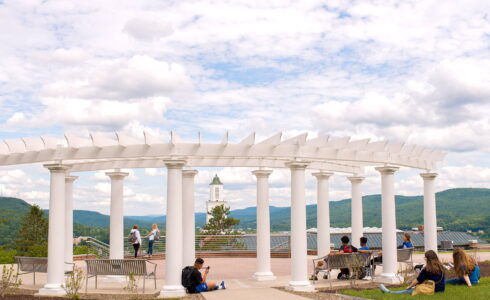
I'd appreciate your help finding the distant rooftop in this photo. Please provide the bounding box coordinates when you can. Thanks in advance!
[307,227,403,234]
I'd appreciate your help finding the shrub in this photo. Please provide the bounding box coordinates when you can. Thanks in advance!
[0,249,16,264]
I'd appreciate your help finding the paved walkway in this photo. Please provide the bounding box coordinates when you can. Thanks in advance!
[202,286,311,300]
[10,252,490,297]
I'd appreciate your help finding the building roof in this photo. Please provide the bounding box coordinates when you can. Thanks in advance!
[210,174,223,185]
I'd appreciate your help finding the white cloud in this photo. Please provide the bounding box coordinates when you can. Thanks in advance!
[124,18,173,41]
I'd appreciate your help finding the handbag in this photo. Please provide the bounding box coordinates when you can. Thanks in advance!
[411,280,435,295]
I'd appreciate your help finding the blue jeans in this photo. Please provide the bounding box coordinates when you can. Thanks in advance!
[148,240,154,255]
[387,288,414,294]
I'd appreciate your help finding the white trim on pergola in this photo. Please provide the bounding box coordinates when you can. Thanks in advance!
[0,131,445,172]
[0,131,446,296]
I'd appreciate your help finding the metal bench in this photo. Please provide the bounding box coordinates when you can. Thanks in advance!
[85,259,157,293]
[373,248,414,270]
[15,256,73,286]
[311,252,372,283]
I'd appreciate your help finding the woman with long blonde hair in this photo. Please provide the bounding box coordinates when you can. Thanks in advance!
[446,248,480,287]
[379,250,445,294]
[146,223,160,258]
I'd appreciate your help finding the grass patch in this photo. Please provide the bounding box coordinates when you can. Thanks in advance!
[340,277,490,300]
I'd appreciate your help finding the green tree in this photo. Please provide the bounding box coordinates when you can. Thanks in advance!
[202,205,240,235]
[12,205,48,256]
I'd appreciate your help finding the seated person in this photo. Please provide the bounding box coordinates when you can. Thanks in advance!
[398,233,413,249]
[329,235,358,279]
[446,248,480,287]
[358,237,373,278]
[358,237,373,253]
[379,250,445,295]
[182,258,225,293]
[310,236,358,280]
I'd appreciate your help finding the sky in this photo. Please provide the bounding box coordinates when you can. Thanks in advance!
[0,0,489,216]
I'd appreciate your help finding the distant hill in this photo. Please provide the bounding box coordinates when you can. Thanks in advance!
[0,188,488,245]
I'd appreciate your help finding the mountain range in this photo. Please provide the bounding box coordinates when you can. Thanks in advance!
[0,188,488,245]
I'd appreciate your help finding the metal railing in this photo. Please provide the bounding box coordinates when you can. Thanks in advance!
[86,237,110,258]
[123,234,293,255]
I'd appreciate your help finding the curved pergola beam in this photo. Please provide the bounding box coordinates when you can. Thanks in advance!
[0,132,447,172]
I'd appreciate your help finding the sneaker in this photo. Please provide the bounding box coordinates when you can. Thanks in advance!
[379,284,390,293]
[309,275,318,281]
[220,281,226,289]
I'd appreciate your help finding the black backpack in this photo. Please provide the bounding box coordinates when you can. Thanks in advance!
[181,266,195,291]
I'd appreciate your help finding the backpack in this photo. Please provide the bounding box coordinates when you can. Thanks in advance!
[181,266,195,291]
[154,230,161,241]
[128,231,137,243]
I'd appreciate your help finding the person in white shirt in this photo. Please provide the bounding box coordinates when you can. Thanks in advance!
[130,224,142,258]
[146,223,160,258]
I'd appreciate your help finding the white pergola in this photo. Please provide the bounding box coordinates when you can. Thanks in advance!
[0,131,445,297]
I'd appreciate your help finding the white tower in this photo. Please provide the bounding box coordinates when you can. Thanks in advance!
[206,174,228,223]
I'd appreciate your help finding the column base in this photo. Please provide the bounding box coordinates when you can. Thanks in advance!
[253,272,276,281]
[158,285,186,298]
[374,273,402,284]
[104,275,127,282]
[37,284,67,296]
[286,281,315,292]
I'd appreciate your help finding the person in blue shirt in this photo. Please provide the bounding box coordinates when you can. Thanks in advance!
[379,250,445,294]
[358,237,371,251]
[446,248,480,287]
[398,233,413,249]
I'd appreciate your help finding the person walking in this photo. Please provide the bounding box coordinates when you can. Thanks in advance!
[146,223,160,258]
[129,224,142,258]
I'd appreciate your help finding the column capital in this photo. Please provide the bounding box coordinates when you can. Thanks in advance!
[375,166,399,175]
[252,169,273,177]
[44,163,71,173]
[182,169,199,177]
[65,176,78,183]
[163,160,186,169]
[312,171,334,179]
[420,172,438,180]
[347,176,365,183]
[285,161,310,169]
[106,171,129,180]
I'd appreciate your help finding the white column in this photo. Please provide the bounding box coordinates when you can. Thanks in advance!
[348,176,365,248]
[39,164,69,296]
[375,166,400,284]
[286,162,315,292]
[252,169,276,281]
[312,171,333,257]
[106,171,129,260]
[160,160,186,298]
[421,172,438,253]
[182,169,198,267]
[64,175,78,272]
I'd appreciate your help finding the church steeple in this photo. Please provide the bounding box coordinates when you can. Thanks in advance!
[209,174,223,185]
[206,174,228,223]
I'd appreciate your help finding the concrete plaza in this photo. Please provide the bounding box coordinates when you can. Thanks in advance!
[11,252,490,299]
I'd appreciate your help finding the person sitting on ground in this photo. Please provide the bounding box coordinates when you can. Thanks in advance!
[329,235,358,279]
[398,232,413,249]
[181,258,225,293]
[379,250,445,295]
[446,248,480,287]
